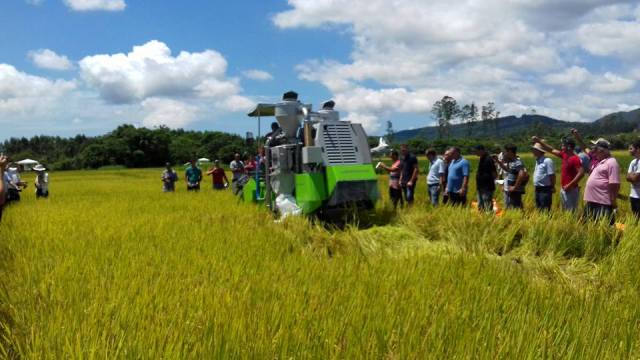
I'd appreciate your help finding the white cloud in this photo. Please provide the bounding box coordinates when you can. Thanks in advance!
[274,0,640,130]
[543,66,591,87]
[0,64,76,114]
[591,72,636,93]
[242,69,273,81]
[63,0,125,11]
[141,98,198,128]
[577,20,640,59]
[79,40,247,105]
[28,49,73,71]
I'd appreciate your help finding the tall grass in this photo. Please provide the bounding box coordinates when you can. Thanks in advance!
[1,163,640,358]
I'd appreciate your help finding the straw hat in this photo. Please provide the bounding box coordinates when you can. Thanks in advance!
[531,143,546,153]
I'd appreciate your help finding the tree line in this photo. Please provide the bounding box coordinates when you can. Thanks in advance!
[1,125,256,170]
[431,96,501,139]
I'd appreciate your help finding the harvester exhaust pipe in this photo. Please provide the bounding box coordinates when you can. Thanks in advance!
[303,121,314,147]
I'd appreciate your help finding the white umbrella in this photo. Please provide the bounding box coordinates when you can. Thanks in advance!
[16,159,39,170]
[197,158,211,163]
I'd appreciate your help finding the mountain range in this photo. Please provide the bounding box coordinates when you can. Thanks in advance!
[392,108,640,142]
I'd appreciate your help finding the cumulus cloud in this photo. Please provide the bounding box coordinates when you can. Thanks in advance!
[141,98,198,128]
[543,66,591,87]
[63,0,125,11]
[274,0,640,130]
[28,49,73,71]
[577,20,640,59]
[79,40,253,112]
[0,63,76,114]
[591,72,636,93]
[242,69,273,81]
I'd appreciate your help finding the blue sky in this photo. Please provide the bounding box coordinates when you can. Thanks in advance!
[1,0,639,140]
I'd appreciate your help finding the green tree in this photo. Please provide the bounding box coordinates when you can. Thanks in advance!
[431,96,460,139]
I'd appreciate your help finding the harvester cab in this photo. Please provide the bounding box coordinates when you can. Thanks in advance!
[246,91,378,218]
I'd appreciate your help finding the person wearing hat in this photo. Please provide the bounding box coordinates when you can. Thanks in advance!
[583,139,620,224]
[474,145,497,212]
[626,140,640,218]
[161,162,178,192]
[531,143,555,211]
[4,163,25,203]
[33,164,49,199]
[531,135,584,212]
[571,128,600,173]
[207,160,229,190]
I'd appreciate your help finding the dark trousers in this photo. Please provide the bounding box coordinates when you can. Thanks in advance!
[583,202,615,225]
[6,188,20,202]
[448,192,467,206]
[535,187,553,211]
[477,189,494,212]
[401,183,416,204]
[631,198,640,218]
[506,191,523,209]
[389,187,403,209]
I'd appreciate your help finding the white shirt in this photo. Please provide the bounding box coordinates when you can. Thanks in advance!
[427,158,444,185]
[629,158,640,199]
[533,156,555,187]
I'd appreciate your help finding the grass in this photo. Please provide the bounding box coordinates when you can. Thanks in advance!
[1,152,640,358]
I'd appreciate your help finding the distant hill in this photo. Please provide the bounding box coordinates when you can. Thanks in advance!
[393,109,640,142]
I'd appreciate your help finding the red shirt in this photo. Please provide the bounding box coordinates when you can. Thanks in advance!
[561,151,581,187]
[211,168,226,185]
[244,160,256,173]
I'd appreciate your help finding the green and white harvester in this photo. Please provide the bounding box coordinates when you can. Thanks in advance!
[243,91,378,218]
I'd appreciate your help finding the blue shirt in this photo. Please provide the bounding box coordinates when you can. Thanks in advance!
[185,166,202,184]
[447,157,470,193]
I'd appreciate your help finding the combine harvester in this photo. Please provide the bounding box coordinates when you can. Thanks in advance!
[244,91,379,219]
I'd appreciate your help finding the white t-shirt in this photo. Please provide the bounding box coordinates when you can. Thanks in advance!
[629,159,640,199]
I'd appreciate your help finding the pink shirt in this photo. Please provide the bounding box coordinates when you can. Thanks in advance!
[584,157,620,205]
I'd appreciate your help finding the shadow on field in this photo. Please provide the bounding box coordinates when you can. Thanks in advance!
[317,206,398,232]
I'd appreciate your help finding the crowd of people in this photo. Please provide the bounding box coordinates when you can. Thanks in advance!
[161,152,262,196]
[378,129,640,225]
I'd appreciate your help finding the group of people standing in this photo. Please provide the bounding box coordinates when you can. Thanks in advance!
[379,129,640,224]
[161,153,261,195]
[0,154,50,222]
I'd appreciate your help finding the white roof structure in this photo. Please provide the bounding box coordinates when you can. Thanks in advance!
[17,159,39,165]
[197,158,211,163]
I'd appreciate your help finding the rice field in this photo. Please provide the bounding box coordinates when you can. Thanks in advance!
[2,152,640,358]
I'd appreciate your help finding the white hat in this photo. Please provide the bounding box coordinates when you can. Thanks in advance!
[33,164,46,171]
[531,143,546,153]
[590,138,610,149]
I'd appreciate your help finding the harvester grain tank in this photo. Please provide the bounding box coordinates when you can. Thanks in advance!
[245,91,378,217]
